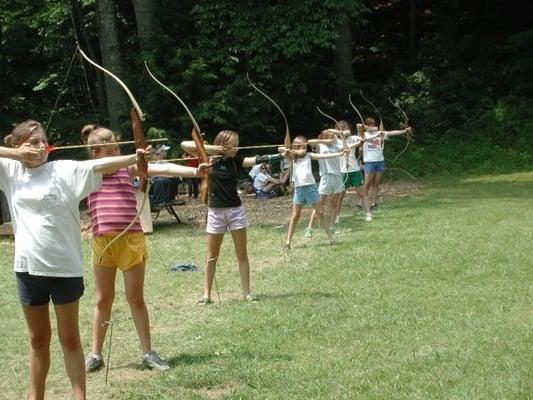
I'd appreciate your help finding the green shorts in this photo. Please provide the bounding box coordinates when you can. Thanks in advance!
[342,171,364,189]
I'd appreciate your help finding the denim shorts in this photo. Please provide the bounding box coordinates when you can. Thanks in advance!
[293,184,320,205]
[207,206,248,234]
[16,272,84,306]
[364,160,386,174]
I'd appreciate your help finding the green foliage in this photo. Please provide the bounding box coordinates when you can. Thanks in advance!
[1,0,531,176]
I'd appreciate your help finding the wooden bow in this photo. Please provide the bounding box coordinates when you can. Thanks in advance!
[144,62,209,204]
[360,91,384,131]
[246,74,292,178]
[77,44,151,261]
[388,96,413,163]
[348,94,366,137]
[316,106,350,171]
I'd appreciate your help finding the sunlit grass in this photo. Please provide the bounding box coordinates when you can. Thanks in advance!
[0,172,531,399]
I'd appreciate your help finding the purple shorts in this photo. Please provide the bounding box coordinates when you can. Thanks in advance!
[206,206,248,234]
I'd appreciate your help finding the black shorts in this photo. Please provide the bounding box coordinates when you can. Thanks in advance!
[16,272,84,306]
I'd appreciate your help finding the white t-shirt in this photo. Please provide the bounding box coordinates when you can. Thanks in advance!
[316,142,342,176]
[253,172,269,191]
[363,132,389,162]
[0,159,102,277]
[291,155,316,187]
[340,136,361,173]
[248,164,262,180]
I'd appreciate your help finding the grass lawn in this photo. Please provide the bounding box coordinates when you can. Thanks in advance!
[0,172,531,399]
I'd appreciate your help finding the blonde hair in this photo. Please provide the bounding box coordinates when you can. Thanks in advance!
[213,130,238,147]
[80,124,118,154]
[4,120,45,147]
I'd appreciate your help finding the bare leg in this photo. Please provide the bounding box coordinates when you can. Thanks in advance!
[356,186,372,216]
[90,266,117,355]
[23,304,51,400]
[336,190,346,222]
[230,228,252,297]
[313,202,335,244]
[373,172,384,205]
[364,172,376,205]
[286,203,303,247]
[329,193,341,227]
[123,262,151,354]
[55,301,86,400]
[203,233,224,299]
[308,194,328,230]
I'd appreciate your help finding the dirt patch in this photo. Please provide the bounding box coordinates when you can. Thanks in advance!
[143,179,425,229]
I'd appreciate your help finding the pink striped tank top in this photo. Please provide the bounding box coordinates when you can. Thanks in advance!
[87,167,142,237]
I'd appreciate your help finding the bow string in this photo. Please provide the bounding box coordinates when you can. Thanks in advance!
[144,62,209,204]
[77,44,151,262]
[246,74,292,179]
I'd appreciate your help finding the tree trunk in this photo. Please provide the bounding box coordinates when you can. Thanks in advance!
[132,0,157,56]
[69,0,106,112]
[335,19,354,114]
[96,0,128,129]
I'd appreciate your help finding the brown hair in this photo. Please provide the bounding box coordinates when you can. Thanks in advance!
[318,129,335,140]
[338,120,351,132]
[213,130,238,147]
[80,124,118,153]
[364,117,376,126]
[292,135,307,146]
[4,120,45,148]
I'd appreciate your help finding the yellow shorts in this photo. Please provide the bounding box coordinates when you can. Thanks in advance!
[93,232,147,270]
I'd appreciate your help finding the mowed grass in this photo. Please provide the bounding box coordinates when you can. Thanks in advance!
[0,172,531,399]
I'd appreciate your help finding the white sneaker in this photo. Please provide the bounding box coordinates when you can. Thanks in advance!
[365,213,373,222]
[142,350,170,371]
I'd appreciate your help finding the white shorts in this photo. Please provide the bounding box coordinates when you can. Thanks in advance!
[318,174,344,195]
[206,206,248,234]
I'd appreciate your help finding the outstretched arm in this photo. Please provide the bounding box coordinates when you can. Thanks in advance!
[382,127,411,137]
[181,140,224,156]
[142,162,210,178]
[309,150,346,160]
[92,153,139,174]
[356,124,379,133]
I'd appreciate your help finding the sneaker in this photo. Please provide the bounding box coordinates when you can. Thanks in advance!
[245,293,258,303]
[85,353,104,373]
[142,350,170,371]
[365,213,373,222]
[284,243,291,250]
[370,203,378,209]
[304,228,313,238]
[196,296,212,306]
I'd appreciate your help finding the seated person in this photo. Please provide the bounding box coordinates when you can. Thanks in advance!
[253,163,282,199]
[248,163,262,183]
[149,144,182,209]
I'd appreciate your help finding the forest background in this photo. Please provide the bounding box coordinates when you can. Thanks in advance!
[0,0,531,176]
